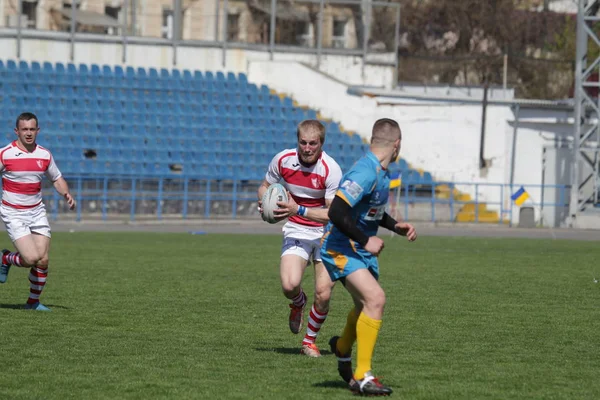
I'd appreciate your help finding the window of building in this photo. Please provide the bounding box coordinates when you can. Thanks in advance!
[104,5,120,35]
[332,19,347,48]
[162,8,174,39]
[296,21,312,46]
[22,0,38,29]
[63,1,81,10]
[227,13,239,41]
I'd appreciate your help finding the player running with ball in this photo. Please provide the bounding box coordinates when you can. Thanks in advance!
[257,120,342,357]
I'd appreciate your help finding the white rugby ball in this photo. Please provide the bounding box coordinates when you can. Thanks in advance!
[261,183,289,224]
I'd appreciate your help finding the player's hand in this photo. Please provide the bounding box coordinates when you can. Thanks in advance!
[364,236,385,256]
[64,193,76,210]
[274,191,298,219]
[395,222,417,241]
[257,200,263,215]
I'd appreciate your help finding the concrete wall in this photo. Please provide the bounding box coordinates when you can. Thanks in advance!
[0,36,393,87]
[247,61,577,226]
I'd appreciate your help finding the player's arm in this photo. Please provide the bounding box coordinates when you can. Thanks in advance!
[275,197,331,224]
[257,179,271,204]
[47,156,75,210]
[52,177,76,210]
[283,160,343,224]
[258,152,284,207]
[379,212,417,241]
[328,195,369,246]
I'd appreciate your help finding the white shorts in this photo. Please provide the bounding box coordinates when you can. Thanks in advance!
[281,221,325,263]
[0,204,51,242]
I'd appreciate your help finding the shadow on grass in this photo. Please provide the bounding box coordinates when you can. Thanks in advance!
[0,303,70,310]
[255,347,333,356]
[312,380,348,389]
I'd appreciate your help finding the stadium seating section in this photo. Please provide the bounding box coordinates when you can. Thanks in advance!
[0,59,433,186]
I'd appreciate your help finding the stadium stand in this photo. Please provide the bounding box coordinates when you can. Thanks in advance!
[0,60,432,185]
[1,60,504,223]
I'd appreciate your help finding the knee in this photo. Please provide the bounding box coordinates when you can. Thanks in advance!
[281,281,299,296]
[37,257,49,270]
[314,285,332,312]
[22,254,42,267]
[364,288,386,312]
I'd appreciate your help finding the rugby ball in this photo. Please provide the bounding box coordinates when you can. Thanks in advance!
[261,183,289,224]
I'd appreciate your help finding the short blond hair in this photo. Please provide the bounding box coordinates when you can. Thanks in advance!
[297,120,326,144]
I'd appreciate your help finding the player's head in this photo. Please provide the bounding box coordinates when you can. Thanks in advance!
[370,118,402,163]
[14,112,40,147]
[296,119,325,165]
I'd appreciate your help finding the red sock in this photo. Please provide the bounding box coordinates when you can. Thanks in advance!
[290,289,307,308]
[302,304,328,345]
[4,252,23,267]
[27,266,47,304]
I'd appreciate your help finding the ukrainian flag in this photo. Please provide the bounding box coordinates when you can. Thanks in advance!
[389,171,401,189]
[511,186,530,206]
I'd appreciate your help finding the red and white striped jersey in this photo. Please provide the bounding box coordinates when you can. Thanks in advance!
[0,141,62,210]
[265,148,342,227]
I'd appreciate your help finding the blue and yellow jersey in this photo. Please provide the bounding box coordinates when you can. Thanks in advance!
[322,151,390,255]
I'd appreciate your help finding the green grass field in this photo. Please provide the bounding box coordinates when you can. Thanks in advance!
[1,232,599,399]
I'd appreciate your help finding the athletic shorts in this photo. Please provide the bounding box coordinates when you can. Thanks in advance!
[320,243,380,282]
[0,203,51,242]
[281,221,325,263]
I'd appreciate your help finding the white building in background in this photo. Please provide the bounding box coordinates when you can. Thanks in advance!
[0,0,360,49]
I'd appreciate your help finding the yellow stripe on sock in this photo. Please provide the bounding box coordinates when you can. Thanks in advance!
[354,312,382,380]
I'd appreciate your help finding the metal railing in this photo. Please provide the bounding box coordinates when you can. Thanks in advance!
[392,182,570,228]
[39,176,570,227]
[4,0,399,76]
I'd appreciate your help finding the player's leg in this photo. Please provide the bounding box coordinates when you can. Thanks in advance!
[23,233,51,310]
[328,294,360,383]
[343,268,391,395]
[0,208,35,282]
[280,237,310,334]
[300,243,335,357]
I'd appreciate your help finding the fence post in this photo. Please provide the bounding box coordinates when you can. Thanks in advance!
[157,177,164,220]
[475,183,479,223]
[204,180,211,218]
[182,177,188,219]
[222,0,229,67]
[232,179,238,218]
[173,0,182,66]
[431,182,435,222]
[70,0,76,62]
[122,0,128,64]
[361,0,372,80]
[449,183,454,222]
[102,176,108,221]
[16,0,22,60]
[393,4,400,89]
[316,0,324,69]
[76,177,82,222]
[269,0,276,60]
[499,184,504,225]
[130,178,136,222]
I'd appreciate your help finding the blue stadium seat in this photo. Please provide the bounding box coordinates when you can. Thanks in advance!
[0,60,431,181]
[42,62,53,74]
[398,158,408,171]
[422,171,433,184]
